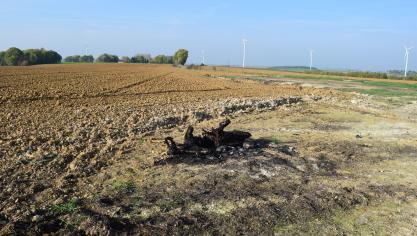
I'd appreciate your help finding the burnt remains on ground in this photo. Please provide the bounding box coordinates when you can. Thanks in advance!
[163,119,252,161]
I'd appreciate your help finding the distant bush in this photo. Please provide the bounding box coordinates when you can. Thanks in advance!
[96,54,119,63]
[152,55,173,64]
[303,70,417,81]
[0,47,61,66]
[4,47,24,66]
[173,49,188,65]
[388,70,417,77]
[120,56,131,63]
[269,66,318,71]
[387,70,417,80]
[305,70,388,79]
[64,55,80,63]
[26,48,61,65]
[186,64,202,70]
[80,55,94,63]
[403,74,417,81]
[131,54,151,63]
[65,55,94,63]
[0,51,4,65]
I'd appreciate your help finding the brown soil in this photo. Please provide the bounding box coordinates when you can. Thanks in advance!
[1,64,416,235]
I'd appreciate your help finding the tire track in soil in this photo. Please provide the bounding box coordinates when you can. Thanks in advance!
[2,87,230,104]
[103,72,173,94]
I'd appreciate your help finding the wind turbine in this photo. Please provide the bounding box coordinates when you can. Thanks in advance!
[404,46,413,77]
[242,39,248,68]
[202,50,205,65]
[309,49,315,71]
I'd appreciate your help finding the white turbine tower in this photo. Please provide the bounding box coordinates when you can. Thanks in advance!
[404,46,413,78]
[202,50,205,65]
[309,49,315,71]
[242,39,248,68]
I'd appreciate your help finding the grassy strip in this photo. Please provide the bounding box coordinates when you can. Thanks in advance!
[282,74,347,81]
[340,88,417,97]
[62,62,94,64]
[224,73,417,93]
[269,74,417,91]
[358,80,417,90]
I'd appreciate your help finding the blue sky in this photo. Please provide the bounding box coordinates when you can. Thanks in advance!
[1,0,416,71]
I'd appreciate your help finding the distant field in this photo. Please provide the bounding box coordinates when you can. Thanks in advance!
[215,66,417,98]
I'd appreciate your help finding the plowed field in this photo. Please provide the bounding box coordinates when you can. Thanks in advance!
[1,64,416,235]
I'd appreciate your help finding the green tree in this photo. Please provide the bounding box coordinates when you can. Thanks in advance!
[0,51,6,65]
[0,48,61,66]
[65,55,94,63]
[173,49,188,65]
[72,55,81,63]
[4,47,24,66]
[44,50,62,64]
[153,55,167,64]
[131,55,141,63]
[97,54,119,63]
[80,55,94,63]
[120,56,130,63]
[64,56,74,62]
[24,49,40,65]
[131,54,151,63]
[165,56,174,64]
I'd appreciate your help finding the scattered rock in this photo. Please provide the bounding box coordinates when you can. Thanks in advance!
[216,146,228,153]
[243,141,256,149]
[268,142,279,148]
[278,145,297,156]
[31,215,42,222]
[189,111,213,122]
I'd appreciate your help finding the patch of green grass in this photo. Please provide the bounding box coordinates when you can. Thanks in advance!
[359,80,417,90]
[50,199,80,214]
[62,62,94,64]
[223,75,241,79]
[225,73,348,82]
[340,88,417,97]
[272,73,417,91]
[282,74,347,81]
[113,180,136,194]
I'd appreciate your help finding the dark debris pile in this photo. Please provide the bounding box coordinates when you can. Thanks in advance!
[164,119,251,159]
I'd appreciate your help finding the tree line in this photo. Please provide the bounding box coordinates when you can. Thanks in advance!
[0,47,62,66]
[0,47,188,66]
[64,55,94,63]
[64,49,188,65]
